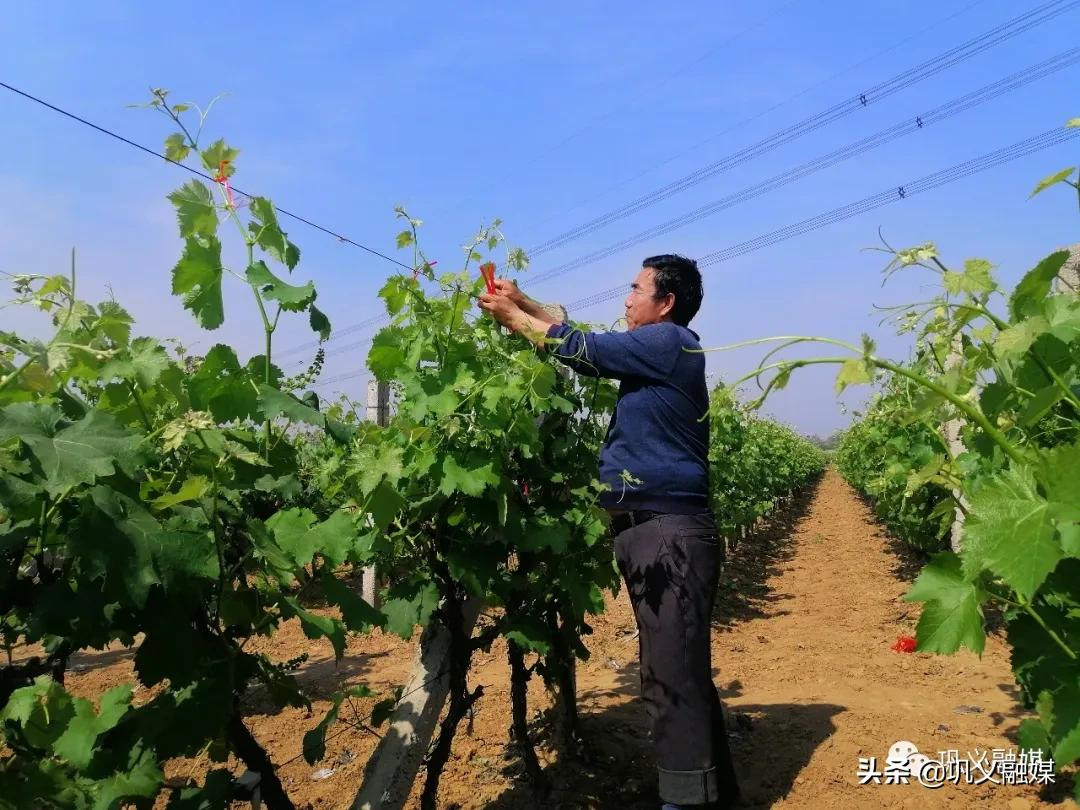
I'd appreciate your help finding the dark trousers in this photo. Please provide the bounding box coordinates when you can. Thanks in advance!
[613,512,741,806]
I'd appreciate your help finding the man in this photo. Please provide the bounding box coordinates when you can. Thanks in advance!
[479,254,741,810]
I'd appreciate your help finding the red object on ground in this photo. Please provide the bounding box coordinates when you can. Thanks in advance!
[891,635,917,653]
[479,262,496,294]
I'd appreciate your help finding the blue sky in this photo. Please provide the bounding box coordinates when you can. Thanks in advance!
[3,0,1079,436]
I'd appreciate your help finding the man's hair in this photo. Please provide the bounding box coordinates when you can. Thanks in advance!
[643,254,703,326]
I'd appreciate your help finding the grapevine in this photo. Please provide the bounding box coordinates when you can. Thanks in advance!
[705,116,1080,796]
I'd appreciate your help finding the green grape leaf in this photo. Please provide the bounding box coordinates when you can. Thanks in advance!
[257,384,325,427]
[101,337,172,389]
[282,597,347,659]
[247,518,300,585]
[266,508,320,568]
[560,568,608,616]
[302,684,374,764]
[904,552,985,655]
[321,571,384,632]
[166,769,234,809]
[349,443,403,496]
[503,616,552,655]
[395,229,414,249]
[379,276,410,316]
[171,235,224,329]
[365,480,404,532]
[94,301,135,346]
[1009,250,1070,321]
[268,508,356,568]
[995,317,1049,361]
[167,180,217,238]
[1017,717,1051,755]
[164,132,192,164]
[52,685,134,768]
[248,197,300,270]
[1019,385,1065,427]
[519,521,571,553]
[1037,682,1080,765]
[0,476,42,511]
[834,358,874,393]
[1043,295,1080,344]
[1,676,76,749]
[444,543,503,596]
[199,139,239,176]
[74,484,218,607]
[245,355,284,390]
[245,261,315,312]
[149,530,220,589]
[942,258,996,295]
[438,455,500,497]
[530,363,556,400]
[370,697,398,728]
[381,581,439,639]
[90,747,163,810]
[1029,167,1076,198]
[326,417,356,445]
[963,465,1062,599]
[309,303,331,341]
[1040,441,1080,556]
[368,328,406,381]
[1007,604,1080,705]
[186,344,259,423]
[0,404,142,495]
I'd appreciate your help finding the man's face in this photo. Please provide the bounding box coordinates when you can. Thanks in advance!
[624,267,674,330]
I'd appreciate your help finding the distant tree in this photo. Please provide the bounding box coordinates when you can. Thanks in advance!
[808,431,844,450]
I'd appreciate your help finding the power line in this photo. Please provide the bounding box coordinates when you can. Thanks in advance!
[312,369,368,388]
[301,126,1080,385]
[523,47,1080,288]
[422,0,807,222]
[0,80,413,273]
[277,313,389,361]
[294,0,1077,356]
[560,125,1080,314]
[522,0,992,234]
[523,0,1080,259]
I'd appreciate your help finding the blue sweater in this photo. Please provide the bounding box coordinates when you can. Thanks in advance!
[545,321,710,514]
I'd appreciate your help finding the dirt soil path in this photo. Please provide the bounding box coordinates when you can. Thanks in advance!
[429,468,1073,809]
[45,469,1076,809]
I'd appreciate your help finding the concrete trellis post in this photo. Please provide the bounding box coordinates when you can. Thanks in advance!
[351,301,572,808]
[366,378,391,426]
[362,380,391,607]
[1055,243,1080,293]
[350,598,484,810]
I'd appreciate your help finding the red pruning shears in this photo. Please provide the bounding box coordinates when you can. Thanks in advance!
[479,261,497,295]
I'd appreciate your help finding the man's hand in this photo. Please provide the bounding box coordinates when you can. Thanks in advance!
[492,278,528,308]
[478,289,523,330]
[479,289,551,347]
[491,278,562,326]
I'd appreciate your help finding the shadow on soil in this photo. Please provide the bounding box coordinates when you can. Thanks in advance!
[478,473,845,810]
[241,649,393,715]
[480,683,844,809]
[844,489,1019,634]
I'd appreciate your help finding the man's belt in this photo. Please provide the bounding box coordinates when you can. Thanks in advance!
[609,509,661,535]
